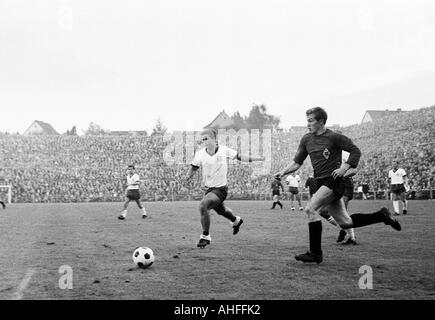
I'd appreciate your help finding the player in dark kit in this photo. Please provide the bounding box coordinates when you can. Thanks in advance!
[0,200,5,209]
[275,107,401,264]
[270,177,285,209]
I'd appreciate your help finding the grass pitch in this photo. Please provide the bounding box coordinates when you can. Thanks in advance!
[0,200,434,300]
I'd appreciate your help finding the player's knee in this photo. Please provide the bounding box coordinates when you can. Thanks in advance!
[335,216,353,229]
[319,210,329,219]
[304,205,316,218]
[199,201,211,214]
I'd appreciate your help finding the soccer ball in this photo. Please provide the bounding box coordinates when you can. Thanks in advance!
[132,247,155,268]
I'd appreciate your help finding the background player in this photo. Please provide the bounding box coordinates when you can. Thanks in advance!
[389,161,409,215]
[286,173,303,211]
[270,176,284,209]
[0,200,5,209]
[186,128,265,248]
[275,107,401,264]
[118,165,147,220]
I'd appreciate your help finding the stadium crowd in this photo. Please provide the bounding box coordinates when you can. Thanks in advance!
[0,106,433,203]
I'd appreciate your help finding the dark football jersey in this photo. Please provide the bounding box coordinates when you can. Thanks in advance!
[271,180,283,192]
[294,129,361,179]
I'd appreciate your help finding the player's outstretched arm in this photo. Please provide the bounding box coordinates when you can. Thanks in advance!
[274,161,301,179]
[236,154,265,162]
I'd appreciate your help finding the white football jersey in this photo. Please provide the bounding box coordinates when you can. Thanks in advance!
[388,168,406,184]
[126,173,140,190]
[191,145,238,188]
[286,175,301,187]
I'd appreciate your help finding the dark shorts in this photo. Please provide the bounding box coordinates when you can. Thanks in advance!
[205,186,228,203]
[316,176,345,201]
[126,189,141,201]
[289,187,299,195]
[272,190,280,197]
[391,184,406,195]
[343,178,354,200]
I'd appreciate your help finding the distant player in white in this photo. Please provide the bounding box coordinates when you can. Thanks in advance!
[118,165,147,220]
[388,161,409,215]
[286,173,303,211]
[186,128,265,248]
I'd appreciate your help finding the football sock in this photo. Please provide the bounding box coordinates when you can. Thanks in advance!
[326,216,339,227]
[350,210,385,228]
[272,202,277,209]
[215,205,236,222]
[202,231,209,236]
[277,201,283,208]
[347,228,355,240]
[309,221,322,254]
[232,216,241,226]
[393,201,400,214]
[403,200,408,210]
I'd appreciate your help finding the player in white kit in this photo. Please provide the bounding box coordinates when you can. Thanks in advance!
[286,173,303,211]
[388,161,409,215]
[118,165,147,220]
[186,128,265,248]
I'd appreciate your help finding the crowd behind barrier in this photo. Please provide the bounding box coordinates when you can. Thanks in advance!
[0,107,433,203]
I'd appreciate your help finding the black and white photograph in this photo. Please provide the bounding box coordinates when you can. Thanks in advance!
[0,0,434,310]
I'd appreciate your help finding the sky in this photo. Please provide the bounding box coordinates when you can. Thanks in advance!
[1,0,435,134]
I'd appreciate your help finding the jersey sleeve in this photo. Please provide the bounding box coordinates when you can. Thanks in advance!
[133,174,141,184]
[401,169,407,177]
[333,133,361,168]
[225,146,239,160]
[293,136,308,165]
[191,151,201,168]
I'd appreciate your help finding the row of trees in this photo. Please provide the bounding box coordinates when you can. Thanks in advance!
[65,104,280,136]
[229,104,280,131]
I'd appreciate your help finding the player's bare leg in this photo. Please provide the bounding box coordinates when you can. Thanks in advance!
[214,203,243,235]
[295,186,337,264]
[392,193,401,215]
[197,192,220,248]
[271,194,280,209]
[327,196,401,231]
[135,199,147,218]
[343,195,356,244]
[400,192,408,214]
[118,198,130,220]
[296,194,303,211]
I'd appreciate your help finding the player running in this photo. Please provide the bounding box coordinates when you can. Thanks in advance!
[270,176,284,209]
[186,128,265,248]
[118,165,147,220]
[286,173,303,211]
[388,161,409,215]
[275,107,401,264]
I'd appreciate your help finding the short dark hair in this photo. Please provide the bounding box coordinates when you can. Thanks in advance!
[306,107,328,125]
[201,128,218,139]
[128,165,135,170]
